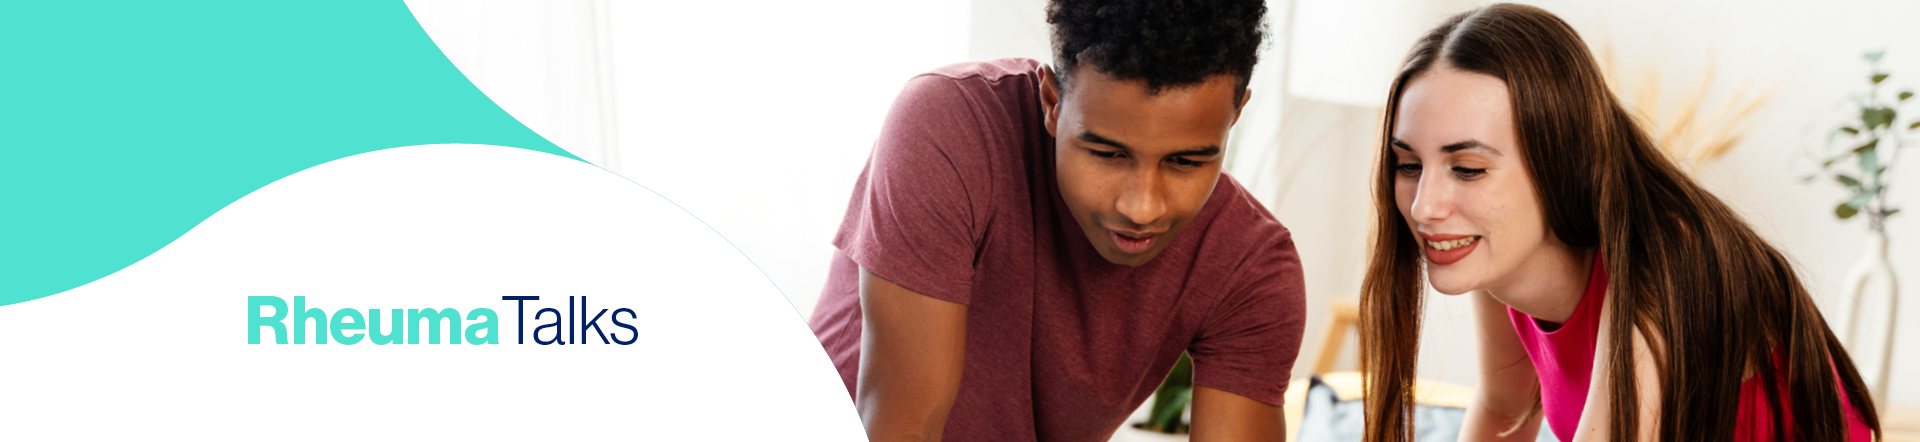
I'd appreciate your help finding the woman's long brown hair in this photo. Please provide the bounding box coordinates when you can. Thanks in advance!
[1359,4,1880,441]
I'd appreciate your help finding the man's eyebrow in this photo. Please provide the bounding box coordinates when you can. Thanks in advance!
[1441,139,1502,156]
[1076,130,1130,150]
[1079,131,1220,157]
[1170,146,1222,157]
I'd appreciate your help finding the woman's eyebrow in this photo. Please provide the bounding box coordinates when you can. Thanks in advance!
[1440,139,1502,156]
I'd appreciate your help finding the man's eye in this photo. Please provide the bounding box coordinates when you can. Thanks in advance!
[1089,149,1123,159]
[1394,163,1422,176]
[1169,157,1203,168]
[1452,167,1487,180]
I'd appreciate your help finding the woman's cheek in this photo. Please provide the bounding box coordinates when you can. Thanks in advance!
[1475,177,1528,250]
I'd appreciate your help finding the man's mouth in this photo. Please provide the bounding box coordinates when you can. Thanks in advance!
[1110,230,1157,254]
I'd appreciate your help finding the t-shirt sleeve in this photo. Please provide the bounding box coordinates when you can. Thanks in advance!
[830,74,996,305]
[1187,228,1308,406]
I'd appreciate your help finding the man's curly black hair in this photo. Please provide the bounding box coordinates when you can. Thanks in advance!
[1047,0,1267,101]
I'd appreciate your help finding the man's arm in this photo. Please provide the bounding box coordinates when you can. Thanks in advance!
[856,267,968,442]
[1189,386,1284,441]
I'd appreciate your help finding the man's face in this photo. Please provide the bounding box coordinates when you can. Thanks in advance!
[1042,65,1248,267]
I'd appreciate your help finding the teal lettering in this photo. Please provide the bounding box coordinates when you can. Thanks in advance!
[409,308,462,344]
[247,296,288,344]
[465,308,499,345]
[331,308,366,345]
[293,296,328,344]
[369,309,404,345]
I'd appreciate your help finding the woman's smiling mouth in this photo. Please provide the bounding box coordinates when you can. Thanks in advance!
[1420,233,1480,265]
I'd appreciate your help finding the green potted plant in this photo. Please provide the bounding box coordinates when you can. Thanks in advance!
[1135,353,1194,434]
[1798,50,1915,405]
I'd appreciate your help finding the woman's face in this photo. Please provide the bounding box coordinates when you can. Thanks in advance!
[1389,66,1557,296]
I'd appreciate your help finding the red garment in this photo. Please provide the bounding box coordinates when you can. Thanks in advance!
[1508,254,1872,441]
[807,58,1307,442]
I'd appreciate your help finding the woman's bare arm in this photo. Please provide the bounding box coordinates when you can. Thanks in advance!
[1568,294,1662,442]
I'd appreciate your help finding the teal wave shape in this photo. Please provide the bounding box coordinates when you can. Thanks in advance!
[0,2,580,305]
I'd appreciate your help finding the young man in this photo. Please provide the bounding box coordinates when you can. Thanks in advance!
[807,1,1305,440]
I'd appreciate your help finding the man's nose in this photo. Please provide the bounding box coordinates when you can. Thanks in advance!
[1116,168,1166,228]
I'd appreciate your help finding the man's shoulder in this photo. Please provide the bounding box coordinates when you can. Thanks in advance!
[872,58,1047,207]
[889,57,1045,127]
[1186,174,1305,321]
[1187,173,1305,291]
[921,58,1044,87]
[1202,173,1292,246]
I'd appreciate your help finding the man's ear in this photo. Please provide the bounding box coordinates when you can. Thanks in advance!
[1230,87,1253,127]
[1039,65,1061,137]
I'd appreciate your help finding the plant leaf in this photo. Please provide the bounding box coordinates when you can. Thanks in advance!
[1865,108,1886,129]
[1911,121,1920,130]
[1838,201,1860,219]
[1801,173,1818,183]
[1148,387,1194,432]
[1860,148,1881,179]
[1838,175,1863,188]
[1841,126,1861,135]
[1867,51,1885,62]
[1888,208,1902,218]
[1884,109,1900,127]
[1854,139,1881,154]
[1873,74,1890,84]
[1848,192,1874,208]
[1903,91,1915,102]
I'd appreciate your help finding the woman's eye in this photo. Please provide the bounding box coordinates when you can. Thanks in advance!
[1394,163,1422,177]
[1452,167,1487,180]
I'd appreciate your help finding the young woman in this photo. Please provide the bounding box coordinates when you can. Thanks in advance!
[1359,4,1879,442]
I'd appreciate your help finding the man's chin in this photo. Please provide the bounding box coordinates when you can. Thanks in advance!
[1095,245,1161,267]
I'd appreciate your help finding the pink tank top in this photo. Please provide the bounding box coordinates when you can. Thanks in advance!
[1506,255,1872,441]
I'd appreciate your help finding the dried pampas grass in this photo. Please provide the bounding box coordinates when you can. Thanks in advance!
[1599,44,1775,170]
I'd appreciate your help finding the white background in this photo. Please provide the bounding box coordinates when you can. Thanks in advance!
[0,145,863,440]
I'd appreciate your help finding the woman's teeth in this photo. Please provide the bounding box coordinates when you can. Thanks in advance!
[1428,236,1479,251]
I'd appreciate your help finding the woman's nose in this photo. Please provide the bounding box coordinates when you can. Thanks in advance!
[1408,171,1453,224]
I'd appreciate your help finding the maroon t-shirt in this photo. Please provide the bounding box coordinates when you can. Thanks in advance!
[807,58,1306,442]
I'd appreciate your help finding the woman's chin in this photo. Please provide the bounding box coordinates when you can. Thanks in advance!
[1430,285,1473,296]
[1424,271,1478,295]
